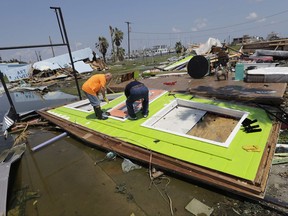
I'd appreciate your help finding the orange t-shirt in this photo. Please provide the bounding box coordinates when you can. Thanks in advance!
[82,74,106,96]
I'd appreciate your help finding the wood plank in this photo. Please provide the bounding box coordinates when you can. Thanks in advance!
[272,157,288,164]
[254,122,280,188]
[108,74,286,105]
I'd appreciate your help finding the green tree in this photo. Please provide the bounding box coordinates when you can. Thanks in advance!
[113,28,124,61]
[96,36,109,63]
[175,41,183,55]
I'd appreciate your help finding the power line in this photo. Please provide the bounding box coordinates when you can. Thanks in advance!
[130,17,288,43]
[131,9,288,35]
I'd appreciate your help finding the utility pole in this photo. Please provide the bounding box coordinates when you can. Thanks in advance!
[125,21,131,59]
[35,51,38,61]
[49,36,55,57]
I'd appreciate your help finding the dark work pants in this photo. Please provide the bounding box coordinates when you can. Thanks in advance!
[126,86,149,118]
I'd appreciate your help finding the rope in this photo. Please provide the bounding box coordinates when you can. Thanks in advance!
[148,151,174,216]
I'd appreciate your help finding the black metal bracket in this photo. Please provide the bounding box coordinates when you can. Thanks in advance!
[242,118,262,133]
[256,104,288,125]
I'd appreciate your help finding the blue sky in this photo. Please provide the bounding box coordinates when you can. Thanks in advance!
[1,0,288,62]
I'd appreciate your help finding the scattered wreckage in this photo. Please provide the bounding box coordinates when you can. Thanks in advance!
[1,38,288,215]
[0,47,107,94]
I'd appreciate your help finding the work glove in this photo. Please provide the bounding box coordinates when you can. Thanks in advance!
[104,97,109,103]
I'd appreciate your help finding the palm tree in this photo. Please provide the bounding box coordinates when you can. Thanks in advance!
[113,28,124,61]
[109,26,115,62]
[96,36,109,63]
[117,47,125,61]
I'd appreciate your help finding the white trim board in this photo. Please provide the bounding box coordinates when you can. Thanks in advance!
[142,99,249,148]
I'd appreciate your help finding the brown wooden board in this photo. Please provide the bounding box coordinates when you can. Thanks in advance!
[108,74,286,105]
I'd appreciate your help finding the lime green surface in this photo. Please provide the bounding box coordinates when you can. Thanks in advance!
[48,92,273,181]
[163,55,193,70]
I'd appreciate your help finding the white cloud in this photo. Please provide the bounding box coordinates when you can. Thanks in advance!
[269,20,276,24]
[191,18,207,31]
[246,12,258,20]
[172,27,181,33]
[257,18,266,23]
[75,42,83,50]
[195,18,208,29]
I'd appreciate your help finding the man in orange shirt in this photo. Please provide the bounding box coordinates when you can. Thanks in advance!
[82,73,112,120]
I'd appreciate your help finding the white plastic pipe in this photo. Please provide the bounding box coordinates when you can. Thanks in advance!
[32,132,67,151]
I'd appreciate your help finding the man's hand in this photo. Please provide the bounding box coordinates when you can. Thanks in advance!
[104,97,109,103]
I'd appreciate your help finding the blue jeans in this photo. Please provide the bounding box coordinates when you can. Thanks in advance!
[83,91,101,107]
[126,86,149,118]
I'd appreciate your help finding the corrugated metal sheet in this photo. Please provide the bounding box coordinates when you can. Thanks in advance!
[33,47,94,70]
[2,47,95,82]
[0,143,26,216]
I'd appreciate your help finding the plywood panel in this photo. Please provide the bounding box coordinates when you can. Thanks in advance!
[187,113,238,143]
[108,89,166,119]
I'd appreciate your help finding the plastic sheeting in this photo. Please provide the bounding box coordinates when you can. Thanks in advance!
[121,158,141,172]
[193,37,223,55]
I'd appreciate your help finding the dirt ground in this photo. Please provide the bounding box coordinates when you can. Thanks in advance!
[265,163,288,207]
[9,129,288,216]
[264,84,288,214]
